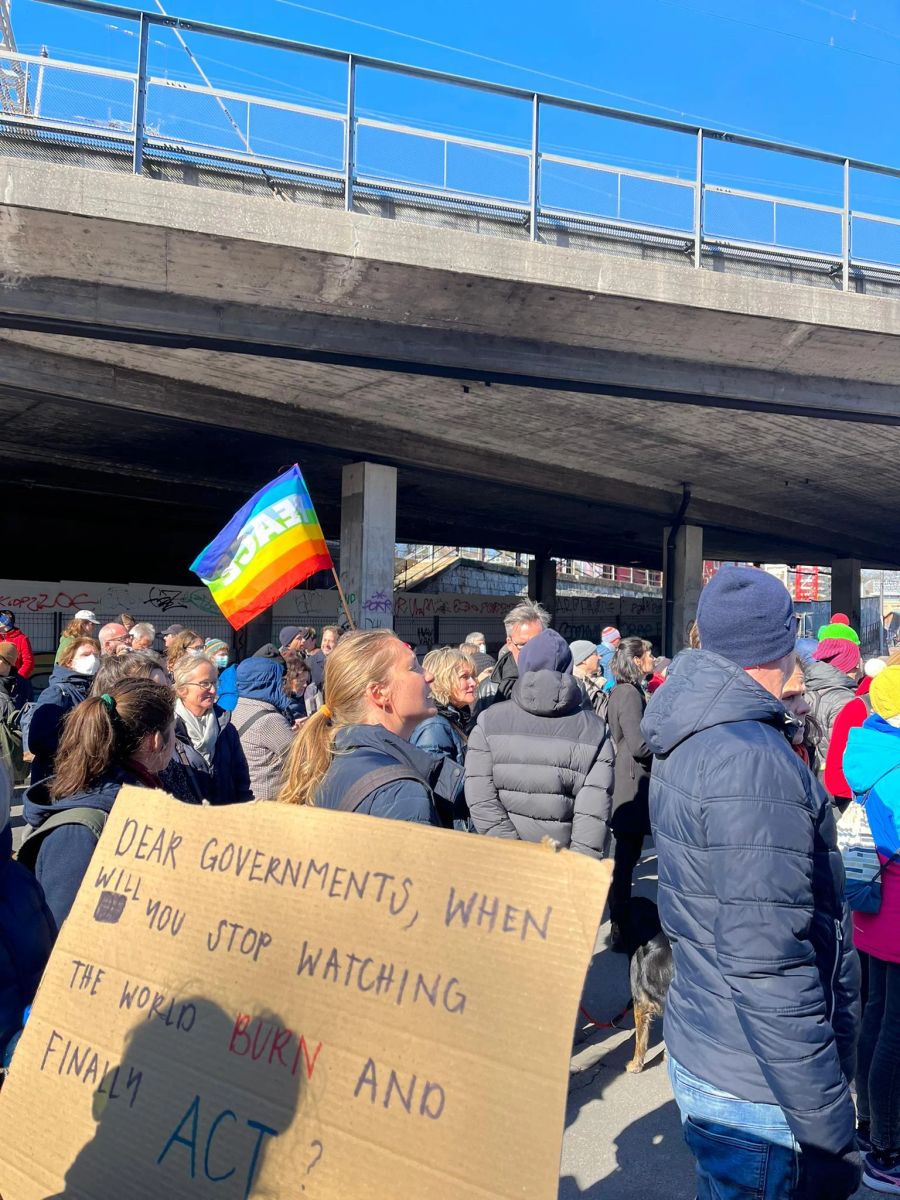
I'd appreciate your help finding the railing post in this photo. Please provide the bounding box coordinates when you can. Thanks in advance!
[842,157,851,291]
[529,93,540,241]
[345,54,356,212]
[132,13,150,176]
[693,128,703,268]
[34,61,45,119]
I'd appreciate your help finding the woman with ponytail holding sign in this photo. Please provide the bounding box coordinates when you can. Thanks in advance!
[278,630,463,825]
[21,680,175,934]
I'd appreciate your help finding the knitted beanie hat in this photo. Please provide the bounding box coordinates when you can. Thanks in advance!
[696,566,796,668]
[816,621,861,646]
[813,637,861,676]
[871,666,900,721]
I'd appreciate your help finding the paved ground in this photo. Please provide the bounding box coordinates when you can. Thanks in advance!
[560,854,693,1199]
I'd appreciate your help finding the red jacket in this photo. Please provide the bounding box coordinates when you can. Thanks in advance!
[1,628,34,679]
[823,694,869,799]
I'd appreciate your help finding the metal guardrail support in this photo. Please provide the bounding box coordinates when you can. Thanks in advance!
[132,11,149,175]
[344,54,355,213]
[529,93,540,242]
[842,158,851,291]
[693,129,703,268]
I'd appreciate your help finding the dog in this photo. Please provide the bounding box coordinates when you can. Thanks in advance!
[620,897,673,1074]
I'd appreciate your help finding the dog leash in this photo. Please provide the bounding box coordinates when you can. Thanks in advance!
[578,999,634,1029]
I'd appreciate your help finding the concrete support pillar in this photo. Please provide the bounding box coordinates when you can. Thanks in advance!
[528,554,557,623]
[831,557,862,634]
[663,524,704,657]
[339,462,397,630]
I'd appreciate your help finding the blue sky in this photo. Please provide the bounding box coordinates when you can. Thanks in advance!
[7,0,900,258]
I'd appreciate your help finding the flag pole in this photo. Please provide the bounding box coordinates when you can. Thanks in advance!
[332,568,357,631]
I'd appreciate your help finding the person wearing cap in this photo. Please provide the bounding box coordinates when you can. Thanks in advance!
[805,636,862,772]
[0,610,34,686]
[161,623,185,649]
[643,566,860,1200]
[569,639,606,717]
[844,666,900,1192]
[465,629,613,858]
[55,610,100,665]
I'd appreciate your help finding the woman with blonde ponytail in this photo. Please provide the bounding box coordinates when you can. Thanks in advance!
[279,630,462,824]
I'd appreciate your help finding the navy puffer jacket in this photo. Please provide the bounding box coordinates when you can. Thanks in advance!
[316,725,462,826]
[642,649,858,1156]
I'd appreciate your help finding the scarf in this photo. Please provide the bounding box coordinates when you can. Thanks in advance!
[175,698,219,767]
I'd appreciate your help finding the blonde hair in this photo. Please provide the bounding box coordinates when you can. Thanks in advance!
[171,653,218,691]
[423,646,471,706]
[279,629,404,808]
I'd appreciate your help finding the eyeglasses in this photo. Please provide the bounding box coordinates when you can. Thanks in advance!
[188,680,216,691]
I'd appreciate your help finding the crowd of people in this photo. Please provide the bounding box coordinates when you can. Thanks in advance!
[1,577,899,1196]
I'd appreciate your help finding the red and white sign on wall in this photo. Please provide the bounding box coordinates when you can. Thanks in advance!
[794,566,821,602]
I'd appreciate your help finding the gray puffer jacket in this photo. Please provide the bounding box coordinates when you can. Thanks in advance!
[804,659,857,763]
[464,669,613,857]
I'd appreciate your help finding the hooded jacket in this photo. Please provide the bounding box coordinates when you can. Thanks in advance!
[804,659,857,764]
[0,775,54,1066]
[465,669,613,856]
[642,650,858,1156]
[21,664,94,785]
[0,627,34,680]
[232,658,295,802]
[843,715,900,964]
[315,724,459,825]
[22,766,152,933]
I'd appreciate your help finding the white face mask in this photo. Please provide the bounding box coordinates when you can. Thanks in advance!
[72,654,99,675]
[214,655,228,669]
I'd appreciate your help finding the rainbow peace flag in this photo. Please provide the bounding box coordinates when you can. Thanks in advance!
[191,465,333,630]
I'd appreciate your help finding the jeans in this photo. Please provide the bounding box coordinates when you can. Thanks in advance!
[856,955,900,1151]
[609,832,644,927]
[669,1057,799,1199]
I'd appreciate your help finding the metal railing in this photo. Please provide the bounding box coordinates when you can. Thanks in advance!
[2,0,899,286]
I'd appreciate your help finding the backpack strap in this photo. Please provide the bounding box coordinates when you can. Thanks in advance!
[16,807,108,871]
[233,708,274,739]
[337,766,429,814]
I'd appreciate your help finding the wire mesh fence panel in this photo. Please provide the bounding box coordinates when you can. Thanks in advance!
[147,81,251,155]
[12,613,58,655]
[28,61,134,131]
[245,103,344,172]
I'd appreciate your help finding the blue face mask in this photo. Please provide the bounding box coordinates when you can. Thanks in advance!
[214,655,228,669]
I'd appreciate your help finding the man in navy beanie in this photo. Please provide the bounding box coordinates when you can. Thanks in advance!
[641,567,861,1199]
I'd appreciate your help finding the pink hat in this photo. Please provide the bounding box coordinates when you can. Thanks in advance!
[813,637,861,676]
[601,626,621,644]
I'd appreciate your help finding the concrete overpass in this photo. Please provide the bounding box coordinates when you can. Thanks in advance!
[2,5,900,638]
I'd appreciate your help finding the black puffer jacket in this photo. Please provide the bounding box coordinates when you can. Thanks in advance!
[465,669,613,857]
[642,649,859,1156]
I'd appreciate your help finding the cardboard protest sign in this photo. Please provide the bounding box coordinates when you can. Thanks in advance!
[0,789,611,1199]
